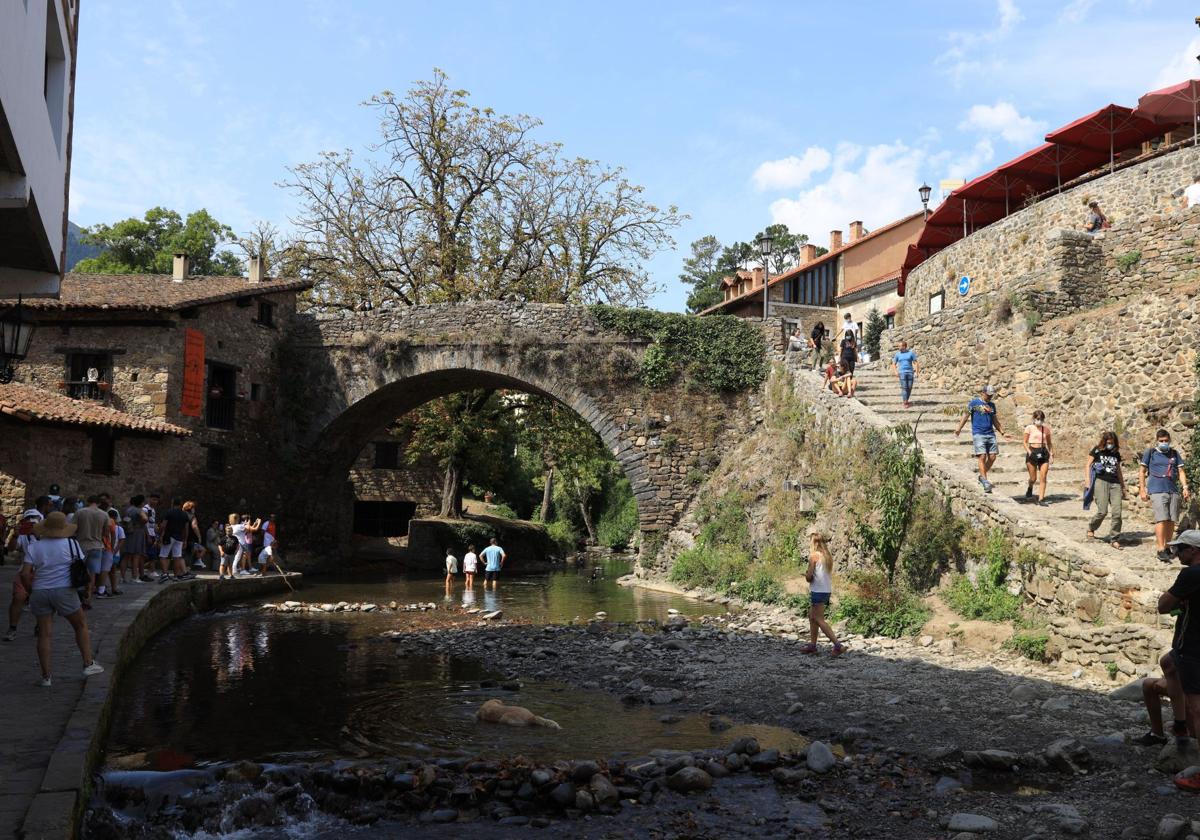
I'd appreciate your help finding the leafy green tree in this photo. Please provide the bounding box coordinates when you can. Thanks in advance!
[680,235,724,313]
[74,207,241,276]
[855,423,924,583]
[716,241,753,275]
[863,307,887,359]
[752,223,805,275]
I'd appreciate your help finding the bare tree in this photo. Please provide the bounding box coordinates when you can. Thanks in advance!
[283,68,684,310]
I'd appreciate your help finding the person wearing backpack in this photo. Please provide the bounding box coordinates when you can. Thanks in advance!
[18,512,104,686]
[1141,429,1193,562]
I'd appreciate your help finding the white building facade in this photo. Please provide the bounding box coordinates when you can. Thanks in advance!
[0,0,79,297]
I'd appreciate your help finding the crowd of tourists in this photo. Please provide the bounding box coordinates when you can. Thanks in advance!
[0,487,283,686]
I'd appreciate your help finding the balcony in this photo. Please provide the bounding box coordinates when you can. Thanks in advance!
[59,379,111,404]
[205,395,236,430]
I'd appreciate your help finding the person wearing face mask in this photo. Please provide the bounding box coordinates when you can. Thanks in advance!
[1023,410,1052,505]
[1085,430,1127,549]
[1141,429,1192,562]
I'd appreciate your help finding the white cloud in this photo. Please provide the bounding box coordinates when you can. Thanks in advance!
[1059,0,1097,24]
[1152,36,1200,89]
[938,0,1023,84]
[960,101,1047,144]
[751,147,832,191]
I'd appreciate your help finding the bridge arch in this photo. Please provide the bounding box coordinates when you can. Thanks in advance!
[282,302,758,570]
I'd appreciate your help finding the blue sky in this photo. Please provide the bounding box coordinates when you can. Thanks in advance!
[71,0,1198,311]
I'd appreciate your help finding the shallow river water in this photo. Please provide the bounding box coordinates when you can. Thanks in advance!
[104,556,796,772]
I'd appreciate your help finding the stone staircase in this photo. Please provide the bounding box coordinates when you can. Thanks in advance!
[798,360,1179,676]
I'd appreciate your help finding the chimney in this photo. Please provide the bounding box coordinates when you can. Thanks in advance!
[248,255,266,284]
[800,244,818,263]
[849,220,865,242]
[171,252,190,282]
[752,267,764,288]
[830,230,843,250]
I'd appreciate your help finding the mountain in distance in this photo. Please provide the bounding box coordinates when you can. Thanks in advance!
[66,220,103,270]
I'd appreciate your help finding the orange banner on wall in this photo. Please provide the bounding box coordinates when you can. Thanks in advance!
[180,329,205,417]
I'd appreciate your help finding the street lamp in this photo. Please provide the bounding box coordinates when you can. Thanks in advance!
[0,296,36,384]
[919,182,932,218]
[756,232,774,321]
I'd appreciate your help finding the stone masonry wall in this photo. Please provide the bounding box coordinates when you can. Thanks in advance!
[282,301,762,570]
[7,290,301,529]
[894,145,1200,462]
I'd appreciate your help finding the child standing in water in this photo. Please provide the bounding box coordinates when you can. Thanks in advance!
[801,526,844,657]
[462,544,478,589]
[444,547,459,591]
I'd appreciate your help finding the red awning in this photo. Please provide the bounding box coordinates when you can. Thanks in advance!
[1134,79,1200,144]
[1045,104,1170,169]
[1001,142,1110,191]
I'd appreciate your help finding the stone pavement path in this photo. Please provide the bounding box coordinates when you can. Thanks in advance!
[0,563,162,839]
[813,362,1180,628]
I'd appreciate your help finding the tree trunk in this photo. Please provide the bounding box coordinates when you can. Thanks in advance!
[574,478,597,543]
[539,468,554,522]
[440,460,464,518]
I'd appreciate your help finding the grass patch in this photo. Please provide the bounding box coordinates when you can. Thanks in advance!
[941,528,1023,622]
[1116,250,1142,273]
[1003,630,1050,662]
[831,571,930,638]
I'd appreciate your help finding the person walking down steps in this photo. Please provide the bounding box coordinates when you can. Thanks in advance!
[1085,430,1128,550]
[954,384,1007,494]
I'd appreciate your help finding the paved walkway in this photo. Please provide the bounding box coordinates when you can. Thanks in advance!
[0,563,156,838]
[0,564,293,839]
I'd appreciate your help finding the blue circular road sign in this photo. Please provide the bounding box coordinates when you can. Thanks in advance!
[957,275,971,296]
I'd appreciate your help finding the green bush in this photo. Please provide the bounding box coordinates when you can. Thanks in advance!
[1116,250,1141,273]
[596,482,638,550]
[732,568,786,604]
[669,544,751,592]
[589,305,768,392]
[544,518,578,556]
[1003,630,1050,662]
[831,571,930,638]
[899,491,965,592]
[942,574,1021,621]
[489,502,518,519]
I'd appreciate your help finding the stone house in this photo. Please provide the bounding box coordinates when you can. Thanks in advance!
[702,212,925,351]
[0,257,311,525]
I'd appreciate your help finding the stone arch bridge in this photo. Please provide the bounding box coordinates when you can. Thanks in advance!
[280,301,761,568]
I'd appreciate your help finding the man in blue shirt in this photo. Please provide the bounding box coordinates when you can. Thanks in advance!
[891,340,919,408]
[1141,429,1192,562]
[954,384,1007,493]
[480,538,506,589]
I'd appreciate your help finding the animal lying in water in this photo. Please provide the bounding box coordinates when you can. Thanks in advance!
[476,698,561,729]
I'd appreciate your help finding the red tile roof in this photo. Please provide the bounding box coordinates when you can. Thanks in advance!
[2,273,312,313]
[0,382,190,436]
[837,269,901,299]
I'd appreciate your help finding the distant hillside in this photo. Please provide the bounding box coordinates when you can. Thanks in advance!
[66,221,103,270]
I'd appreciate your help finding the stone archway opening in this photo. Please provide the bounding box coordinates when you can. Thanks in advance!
[296,366,656,570]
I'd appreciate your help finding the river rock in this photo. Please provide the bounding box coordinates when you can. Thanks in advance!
[665,615,689,632]
[963,750,1019,771]
[807,741,836,774]
[666,767,713,793]
[728,736,760,756]
[589,774,619,807]
[748,749,780,771]
[1156,741,1200,774]
[1041,695,1072,712]
[1110,678,1147,702]
[947,813,998,833]
[481,610,503,620]
[1009,683,1040,703]
[430,809,458,823]
[548,782,575,809]
[574,789,595,811]
[1154,814,1188,840]
[1035,803,1087,835]
[571,761,601,784]
[610,640,631,653]
[1044,738,1090,774]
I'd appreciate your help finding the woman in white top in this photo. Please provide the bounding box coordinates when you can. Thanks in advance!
[19,512,104,686]
[462,544,478,589]
[800,526,843,657]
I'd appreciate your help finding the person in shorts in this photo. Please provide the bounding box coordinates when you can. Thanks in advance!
[480,538,506,589]
[1023,410,1053,505]
[800,526,843,657]
[444,547,459,591]
[1141,429,1192,562]
[19,512,104,686]
[4,502,48,642]
[1158,530,1200,764]
[123,495,150,583]
[73,496,110,606]
[157,499,195,582]
[1135,650,1190,746]
[105,508,124,591]
[462,544,478,588]
[955,384,1007,493]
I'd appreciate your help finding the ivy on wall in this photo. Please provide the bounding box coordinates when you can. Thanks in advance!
[588,305,767,392]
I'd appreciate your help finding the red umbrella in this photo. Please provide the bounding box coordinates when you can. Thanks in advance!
[1045,104,1169,170]
[1134,79,1200,145]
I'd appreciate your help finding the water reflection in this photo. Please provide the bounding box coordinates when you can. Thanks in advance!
[106,555,744,771]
